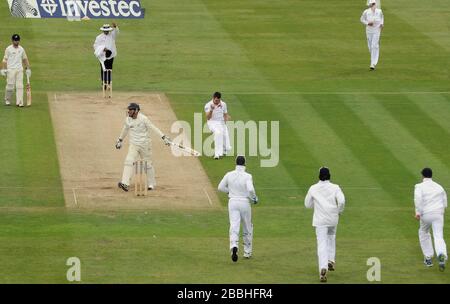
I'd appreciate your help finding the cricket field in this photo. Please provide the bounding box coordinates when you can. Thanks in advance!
[0,0,449,283]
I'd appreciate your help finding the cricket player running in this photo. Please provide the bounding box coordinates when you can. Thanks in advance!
[204,92,232,159]
[360,0,384,70]
[1,34,31,107]
[414,168,448,271]
[116,103,171,192]
[305,167,345,282]
[218,156,258,262]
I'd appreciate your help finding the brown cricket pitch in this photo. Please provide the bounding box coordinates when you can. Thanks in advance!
[49,92,220,210]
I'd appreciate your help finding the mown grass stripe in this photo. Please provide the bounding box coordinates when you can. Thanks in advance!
[343,94,450,183]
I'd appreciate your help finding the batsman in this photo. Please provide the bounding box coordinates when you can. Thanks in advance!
[1,34,31,107]
[116,103,171,192]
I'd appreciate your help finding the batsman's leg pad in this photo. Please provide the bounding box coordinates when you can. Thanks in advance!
[122,145,139,185]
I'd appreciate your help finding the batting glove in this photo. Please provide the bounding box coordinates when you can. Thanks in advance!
[115,138,122,149]
[26,68,31,78]
[251,196,258,204]
[0,69,7,77]
[162,135,171,146]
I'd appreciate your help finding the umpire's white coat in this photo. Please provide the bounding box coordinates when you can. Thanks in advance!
[218,165,257,256]
[305,180,345,272]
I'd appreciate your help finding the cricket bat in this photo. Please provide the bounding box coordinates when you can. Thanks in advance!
[168,140,201,156]
[26,75,32,106]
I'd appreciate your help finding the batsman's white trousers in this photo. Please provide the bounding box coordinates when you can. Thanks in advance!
[207,121,231,158]
[121,143,156,187]
[229,198,253,255]
[5,68,24,105]
[419,211,447,259]
[366,31,381,66]
[315,226,337,272]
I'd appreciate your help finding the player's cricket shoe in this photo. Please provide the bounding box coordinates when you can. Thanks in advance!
[243,252,252,259]
[320,268,327,282]
[328,261,335,271]
[148,185,154,191]
[118,182,129,192]
[424,257,433,267]
[231,247,238,262]
[5,100,10,106]
[370,64,375,70]
[438,254,446,272]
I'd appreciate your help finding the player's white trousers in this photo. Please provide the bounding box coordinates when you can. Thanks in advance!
[121,143,156,187]
[207,121,231,158]
[419,211,447,259]
[315,226,337,272]
[228,198,253,255]
[5,68,23,105]
[366,31,380,66]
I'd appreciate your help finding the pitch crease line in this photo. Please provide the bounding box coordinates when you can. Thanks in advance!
[203,188,213,206]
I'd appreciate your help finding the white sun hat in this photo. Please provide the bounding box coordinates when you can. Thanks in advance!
[100,24,113,31]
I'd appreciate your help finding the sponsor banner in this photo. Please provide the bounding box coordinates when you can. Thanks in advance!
[8,0,145,19]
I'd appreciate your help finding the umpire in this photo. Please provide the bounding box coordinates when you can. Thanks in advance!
[93,23,119,89]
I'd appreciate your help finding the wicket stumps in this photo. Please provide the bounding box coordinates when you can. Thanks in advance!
[134,160,148,196]
[102,69,112,98]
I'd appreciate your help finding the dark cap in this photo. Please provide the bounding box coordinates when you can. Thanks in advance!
[421,168,432,178]
[12,34,20,41]
[127,103,140,111]
[236,155,246,166]
[319,167,331,181]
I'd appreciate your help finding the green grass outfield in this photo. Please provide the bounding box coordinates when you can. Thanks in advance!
[0,0,449,283]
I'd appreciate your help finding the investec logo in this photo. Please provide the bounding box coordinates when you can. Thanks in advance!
[38,0,145,18]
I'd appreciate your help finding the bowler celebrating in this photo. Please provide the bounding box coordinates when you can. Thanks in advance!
[204,92,232,159]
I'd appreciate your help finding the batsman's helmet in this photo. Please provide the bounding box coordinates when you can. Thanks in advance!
[12,34,20,41]
[128,103,140,111]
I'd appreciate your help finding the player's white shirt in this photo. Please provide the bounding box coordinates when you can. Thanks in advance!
[93,28,119,58]
[3,45,27,70]
[204,100,228,122]
[305,180,345,227]
[414,178,447,216]
[119,112,164,147]
[218,165,257,202]
[360,8,384,34]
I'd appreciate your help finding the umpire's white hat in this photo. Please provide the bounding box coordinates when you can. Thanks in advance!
[100,24,113,31]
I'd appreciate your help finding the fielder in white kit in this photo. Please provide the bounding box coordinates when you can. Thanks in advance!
[1,34,31,107]
[360,0,384,70]
[204,92,232,159]
[305,167,345,282]
[414,168,448,271]
[116,103,171,192]
[218,156,258,262]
